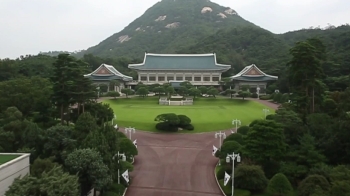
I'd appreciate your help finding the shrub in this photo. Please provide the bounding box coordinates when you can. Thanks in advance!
[219,141,242,159]
[106,91,120,98]
[155,122,177,132]
[251,93,258,98]
[280,93,289,103]
[266,114,276,120]
[297,175,330,196]
[235,164,268,193]
[182,124,194,131]
[267,173,293,196]
[107,183,125,195]
[237,126,250,135]
[217,166,227,180]
[178,115,191,126]
[259,95,271,100]
[223,133,244,145]
[249,119,260,127]
[103,191,120,196]
[273,93,282,103]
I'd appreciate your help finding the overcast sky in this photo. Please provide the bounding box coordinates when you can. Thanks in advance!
[1,0,349,59]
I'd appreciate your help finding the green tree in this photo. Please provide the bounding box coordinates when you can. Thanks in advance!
[234,164,269,193]
[165,86,175,98]
[198,86,208,94]
[297,175,330,196]
[118,138,138,160]
[287,39,325,117]
[43,124,76,164]
[51,54,78,124]
[244,120,286,163]
[267,173,293,196]
[121,88,133,98]
[188,87,201,98]
[207,87,219,97]
[5,166,80,196]
[30,157,59,178]
[154,113,180,126]
[65,148,112,195]
[153,86,165,98]
[225,89,236,98]
[136,87,149,98]
[74,112,98,145]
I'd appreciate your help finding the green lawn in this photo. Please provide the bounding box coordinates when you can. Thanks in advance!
[103,97,274,133]
[0,154,19,165]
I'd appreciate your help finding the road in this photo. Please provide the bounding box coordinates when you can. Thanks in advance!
[123,130,231,196]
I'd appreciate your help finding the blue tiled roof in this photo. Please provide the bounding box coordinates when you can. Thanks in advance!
[129,53,231,71]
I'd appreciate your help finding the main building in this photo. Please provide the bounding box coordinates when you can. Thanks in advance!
[127,53,231,86]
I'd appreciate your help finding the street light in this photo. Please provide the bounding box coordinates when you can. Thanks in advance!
[112,114,117,125]
[112,152,126,184]
[256,87,260,99]
[215,131,226,165]
[226,152,241,196]
[215,131,226,148]
[232,119,241,133]
[262,108,270,119]
[125,127,135,140]
[96,86,100,98]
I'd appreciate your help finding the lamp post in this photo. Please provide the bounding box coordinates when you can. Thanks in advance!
[112,114,117,125]
[232,119,241,133]
[96,86,100,98]
[112,152,126,184]
[256,87,260,99]
[125,127,135,140]
[226,152,241,196]
[262,108,270,119]
[215,131,226,165]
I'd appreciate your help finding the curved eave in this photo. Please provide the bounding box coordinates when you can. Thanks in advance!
[129,67,230,71]
[231,76,278,82]
[84,75,133,82]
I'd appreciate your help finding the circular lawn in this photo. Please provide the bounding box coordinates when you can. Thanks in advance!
[103,97,274,133]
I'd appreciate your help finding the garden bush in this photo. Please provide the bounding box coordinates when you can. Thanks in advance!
[223,133,244,145]
[266,114,276,120]
[297,175,330,196]
[155,122,178,132]
[106,91,121,98]
[249,119,260,127]
[267,173,293,196]
[251,93,258,98]
[103,191,120,196]
[217,166,227,180]
[219,141,242,159]
[273,93,282,103]
[259,95,271,100]
[182,124,194,130]
[234,164,268,193]
[280,93,290,103]
[237,126,250,135]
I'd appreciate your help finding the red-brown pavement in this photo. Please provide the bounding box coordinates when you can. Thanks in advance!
[123,129,231,196]
[116,98,279,196]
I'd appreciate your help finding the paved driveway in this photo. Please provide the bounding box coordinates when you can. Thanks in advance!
[123,130,230,196]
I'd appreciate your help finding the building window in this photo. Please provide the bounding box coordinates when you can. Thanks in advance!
[203,77,210,81]
[176,76,183,81]
[149,76,156,81]
[185,77,192,81]
[194,77,201,81]
[212,77,219,81]
[167,76,174,81]
[140,76,147,81]
[158,76,165,81]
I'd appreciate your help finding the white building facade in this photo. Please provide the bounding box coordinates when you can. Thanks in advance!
[128,53,231,86]
[0,153,30,195]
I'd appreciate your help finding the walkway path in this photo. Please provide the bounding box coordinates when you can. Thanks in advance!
[103,97,279,196]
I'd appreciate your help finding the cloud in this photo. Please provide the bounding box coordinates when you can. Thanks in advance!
[0,0,349,59]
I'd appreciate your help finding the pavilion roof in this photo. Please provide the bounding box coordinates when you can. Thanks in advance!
[128,53,231,71]
[230,64,278,81]
[84,64,133,81]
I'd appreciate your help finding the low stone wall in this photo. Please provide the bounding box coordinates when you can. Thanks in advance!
[0,153,30,195]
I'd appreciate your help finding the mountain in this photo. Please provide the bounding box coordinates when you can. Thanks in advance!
[77,0,257,58]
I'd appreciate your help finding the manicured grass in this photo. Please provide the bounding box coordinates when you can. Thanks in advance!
[103,96,275,133]
[0,155,19,165]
